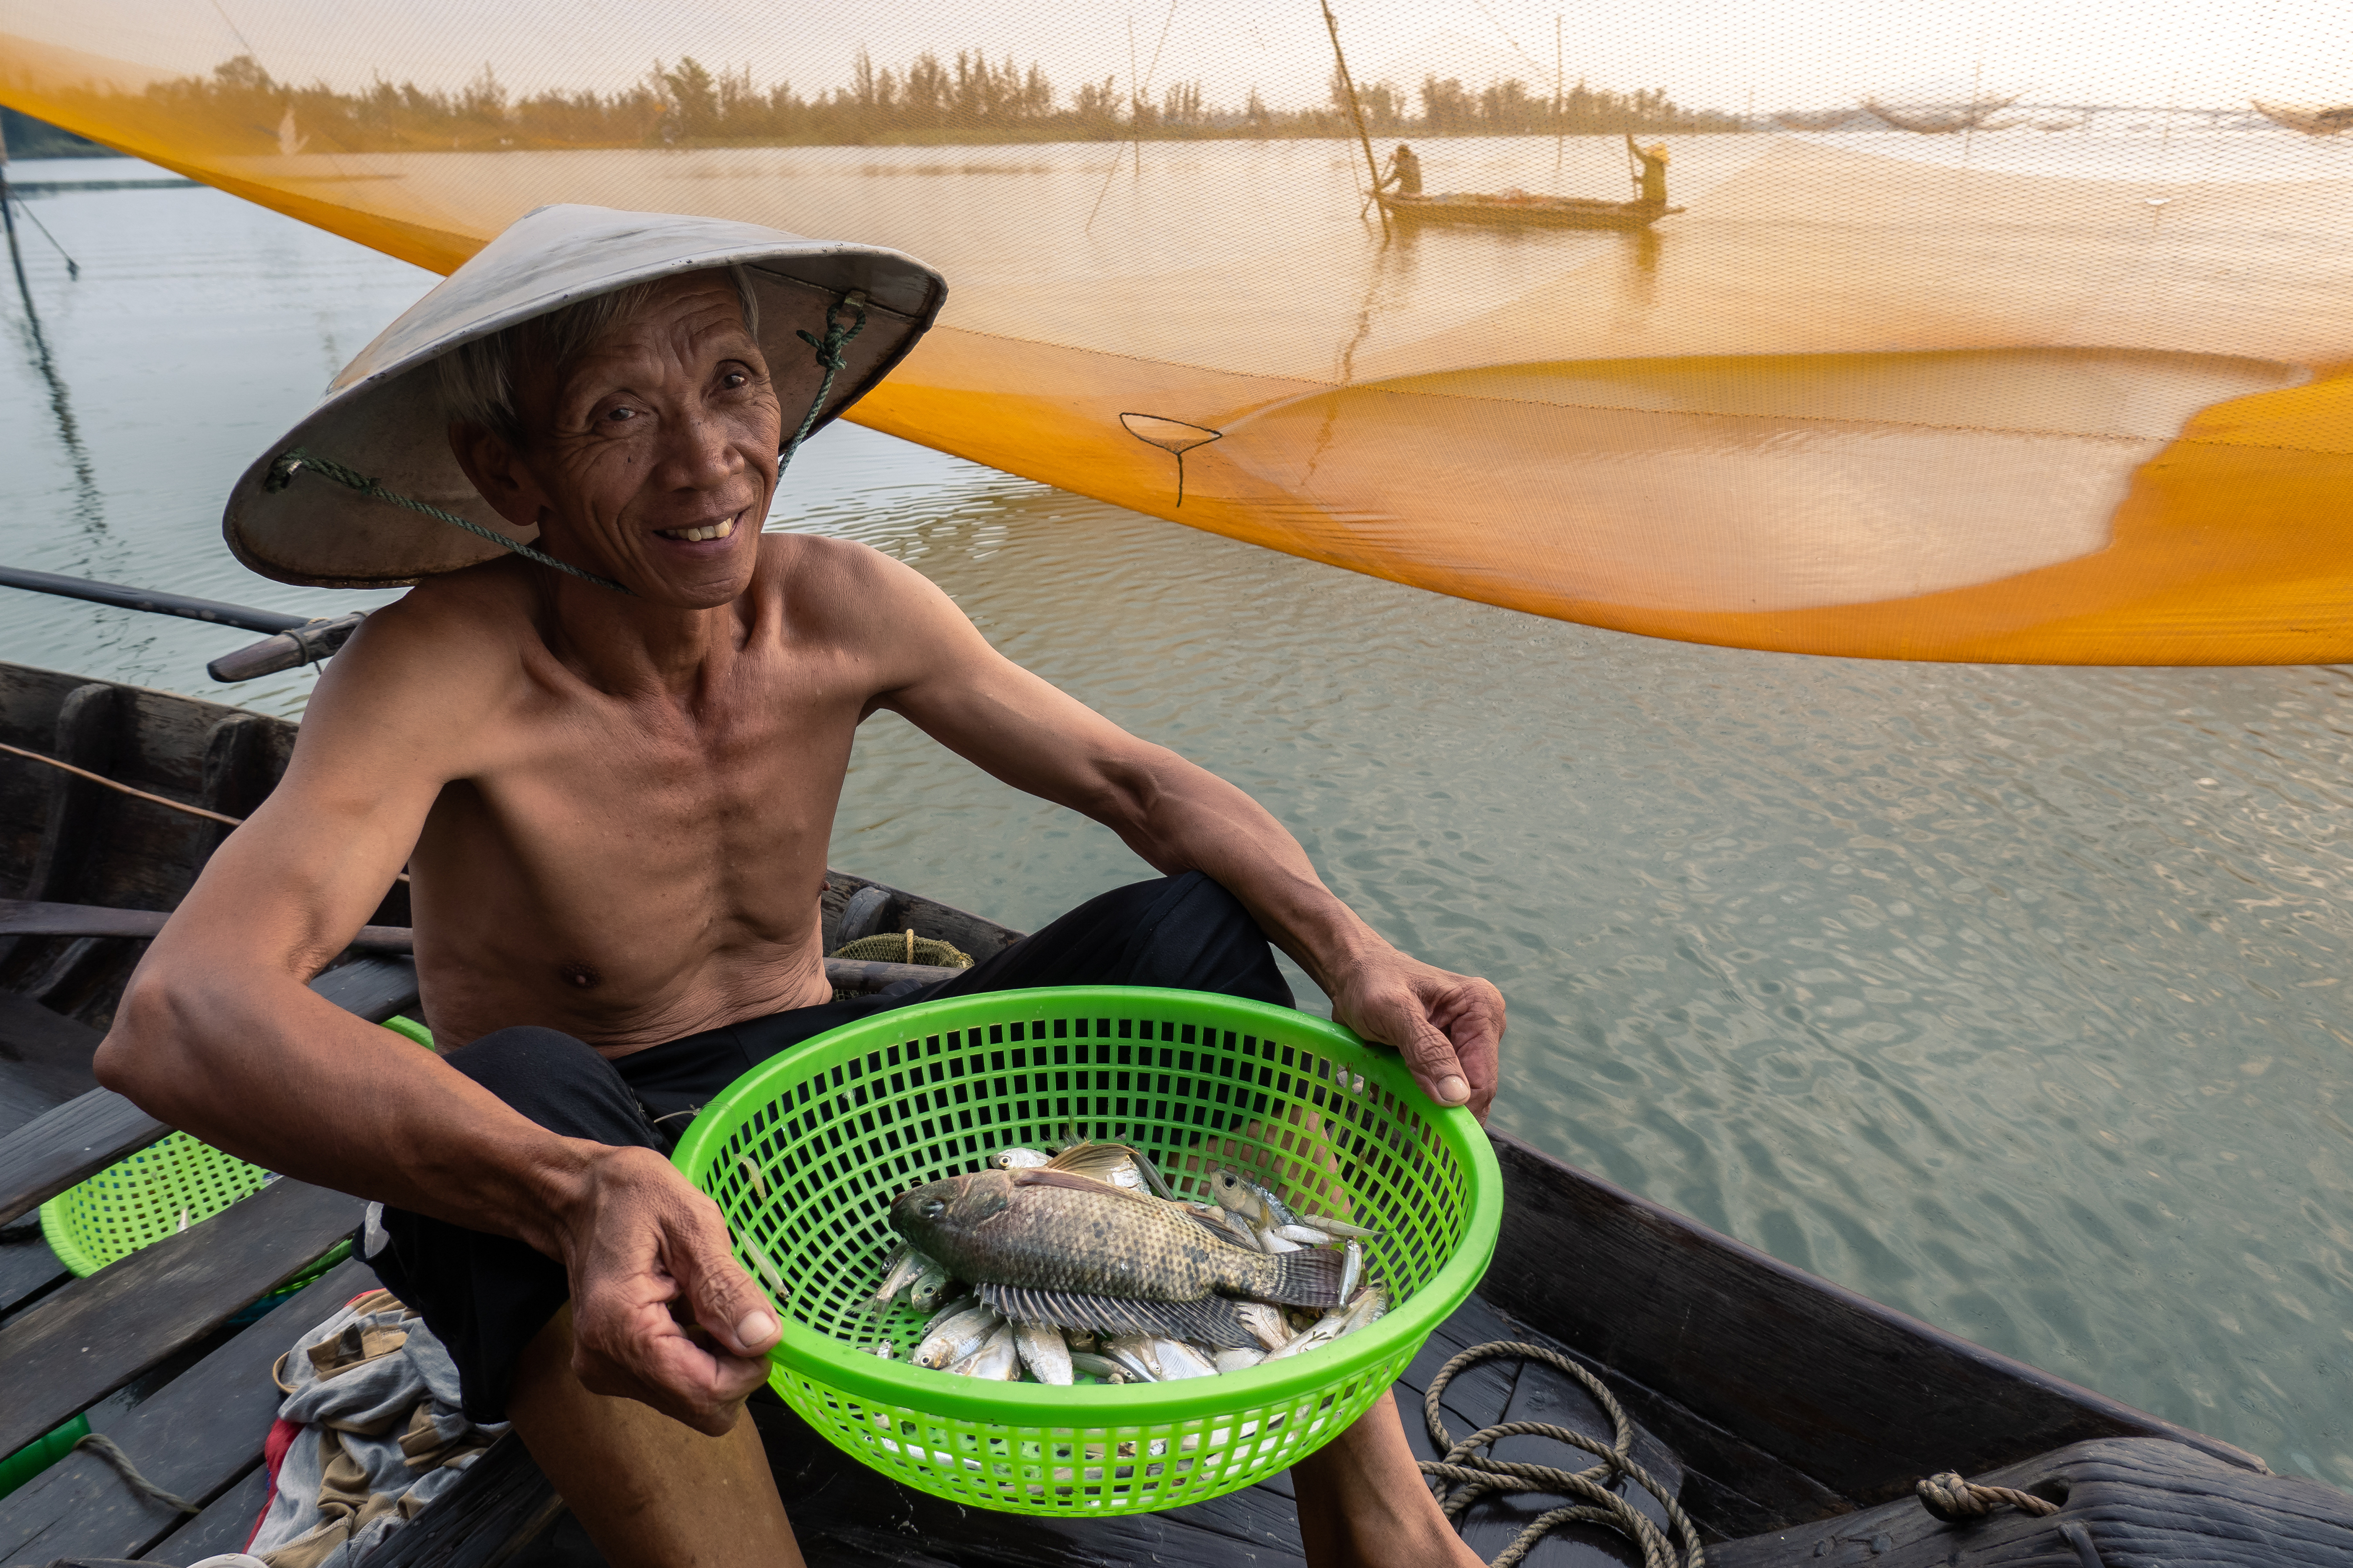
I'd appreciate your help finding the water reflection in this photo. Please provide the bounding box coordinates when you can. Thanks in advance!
[2,188,102,536]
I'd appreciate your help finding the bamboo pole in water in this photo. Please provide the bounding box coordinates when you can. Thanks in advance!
[1318,0,1391,239]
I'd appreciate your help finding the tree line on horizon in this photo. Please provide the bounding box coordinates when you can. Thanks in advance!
[125,52,1734,154]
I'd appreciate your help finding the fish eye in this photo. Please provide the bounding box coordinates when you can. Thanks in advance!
[919,1197,947,1220]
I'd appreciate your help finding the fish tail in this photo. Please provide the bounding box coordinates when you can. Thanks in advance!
[1244,1246,1345,1307]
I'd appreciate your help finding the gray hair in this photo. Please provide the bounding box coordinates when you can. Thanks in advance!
[435,264,761,445]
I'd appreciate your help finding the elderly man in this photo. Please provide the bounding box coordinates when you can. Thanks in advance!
[98,207,1502,1567]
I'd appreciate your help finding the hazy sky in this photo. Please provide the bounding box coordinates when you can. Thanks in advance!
[12,0,2352,114]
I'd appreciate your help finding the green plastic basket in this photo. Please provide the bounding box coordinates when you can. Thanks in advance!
[672,985,1502,1516]
[38,1015,432,1281]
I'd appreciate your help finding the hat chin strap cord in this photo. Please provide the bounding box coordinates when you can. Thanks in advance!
[262,288,874,596]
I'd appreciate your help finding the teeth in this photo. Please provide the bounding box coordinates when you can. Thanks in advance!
[660,518,736,542]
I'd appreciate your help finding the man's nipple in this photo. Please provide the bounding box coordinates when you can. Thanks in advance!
[561,960,604,990]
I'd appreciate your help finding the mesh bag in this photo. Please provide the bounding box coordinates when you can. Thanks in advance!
[6,0,2351,661]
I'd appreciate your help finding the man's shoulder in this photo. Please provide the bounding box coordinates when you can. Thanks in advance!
[756,531,935,619]
[305,561,538,728]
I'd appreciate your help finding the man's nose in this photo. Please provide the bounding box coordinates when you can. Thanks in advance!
[660,406,745,487]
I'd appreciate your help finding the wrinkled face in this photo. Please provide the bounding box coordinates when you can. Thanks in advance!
[508,273,781,607]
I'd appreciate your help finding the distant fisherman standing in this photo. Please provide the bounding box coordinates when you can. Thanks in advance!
[1627,134,1670,210]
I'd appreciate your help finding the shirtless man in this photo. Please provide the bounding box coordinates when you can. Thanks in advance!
[96,207,1502,1567]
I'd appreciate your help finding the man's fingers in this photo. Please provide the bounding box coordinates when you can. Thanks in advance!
[575,1310,768,1435]
[679,1227,782,1356]
[1385,1003,1473,1108]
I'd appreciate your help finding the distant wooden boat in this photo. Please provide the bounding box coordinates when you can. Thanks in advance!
[1377,191,1681,231]
[2250,99,2353,136]
[3,660,2348,1566]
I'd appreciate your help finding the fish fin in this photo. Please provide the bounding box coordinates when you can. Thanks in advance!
[1044,1140,1126,1177]
[1011,1166,1155,1203]
[1040,1141,1176,1200]
[975,1284,1253,1348]
[1122,1142,1181,1200]
[1264,1247,1347,1308]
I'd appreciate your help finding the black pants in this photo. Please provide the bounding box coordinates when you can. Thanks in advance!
[366,872,1290,1422]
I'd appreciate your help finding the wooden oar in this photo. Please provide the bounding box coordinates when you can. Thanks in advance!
[0,563,364,681]
[0,899,964,986]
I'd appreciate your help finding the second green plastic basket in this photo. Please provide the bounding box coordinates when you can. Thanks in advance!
[39,1014,434,1282]
[672,985,1502,1516]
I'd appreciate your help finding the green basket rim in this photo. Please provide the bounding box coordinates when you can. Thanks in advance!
[671,983,1504,1426]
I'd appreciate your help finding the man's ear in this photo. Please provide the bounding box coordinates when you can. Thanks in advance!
[447,423,548,532]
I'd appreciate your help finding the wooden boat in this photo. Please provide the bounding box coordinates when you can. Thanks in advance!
[1377,191,1681,231]
[2,659,2345,1566]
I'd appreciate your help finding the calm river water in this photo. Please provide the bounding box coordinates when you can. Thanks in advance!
[3,159,2348,1487]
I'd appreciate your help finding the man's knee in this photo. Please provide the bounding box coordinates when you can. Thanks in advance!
[438,1025,655,1147]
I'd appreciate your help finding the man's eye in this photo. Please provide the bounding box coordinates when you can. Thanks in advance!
[603,406,635,423]
[720,370,748,390]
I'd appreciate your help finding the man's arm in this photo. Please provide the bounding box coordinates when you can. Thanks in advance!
[94,592,776,1432]
[838,549,1504,1115]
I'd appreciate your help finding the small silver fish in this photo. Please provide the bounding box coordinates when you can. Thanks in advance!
[1151,1339,1218,1380]
[1236,1302,1291,1352]
[915,1305,1001,1369]
[738,1156,771,1201]
[869,1244,932,1312]
[1259,1229,1302,1254]
[1272,1224,1336,1246]
[1268,1286,1390,1361]
[1014,1320,1074,1385]
[1102,1335,1162,1382]
[951,1323,1021,1379]
[907,1261,954,1312]
[1339,1239,1363,1302]
[1069,1350,1139,1383]
[991,1147,1052,1170]
[1209,1169,1298,1230]
[918,1295,976,1338]
[1211,1169,1380,1240]
[1264,1313,1345,1362]
[1213,1345,1267,1373]
[745,1243,788,1302]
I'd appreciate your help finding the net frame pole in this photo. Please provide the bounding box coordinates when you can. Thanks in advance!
[1318,0,1391,239]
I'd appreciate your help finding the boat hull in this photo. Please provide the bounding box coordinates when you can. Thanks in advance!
[1378,194,1679,230]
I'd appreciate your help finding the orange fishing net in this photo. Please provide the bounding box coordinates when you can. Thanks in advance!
[6,2,2351,662]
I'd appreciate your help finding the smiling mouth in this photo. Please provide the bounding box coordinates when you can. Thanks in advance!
[656,515,738,543]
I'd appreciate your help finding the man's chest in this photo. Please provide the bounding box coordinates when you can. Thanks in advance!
[434,667,867,903]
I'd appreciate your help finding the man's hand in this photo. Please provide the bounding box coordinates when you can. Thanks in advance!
[1326,951,1505,1121]
[554,1145,781,1434]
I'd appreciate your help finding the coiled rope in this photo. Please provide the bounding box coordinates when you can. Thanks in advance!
[1418,1342,1707,1568]
[261,286,872,595]
[1915,1470,2059,1523]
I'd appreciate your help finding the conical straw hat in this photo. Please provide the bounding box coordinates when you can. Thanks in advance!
[223,203,947,589]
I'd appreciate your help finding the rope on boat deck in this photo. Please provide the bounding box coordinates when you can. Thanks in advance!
[71,1431,200,1514]
[1418,1340,1707,1568]
[1915,1470,2059,1522]
[259,286,871,595]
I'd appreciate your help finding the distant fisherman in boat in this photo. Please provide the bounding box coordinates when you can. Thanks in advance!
[1377,141,1422,196]
[1628,135,1671,211]
[95,206,1504,1568]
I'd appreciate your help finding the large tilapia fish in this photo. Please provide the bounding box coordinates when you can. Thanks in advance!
[889,1163,1344,1347]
